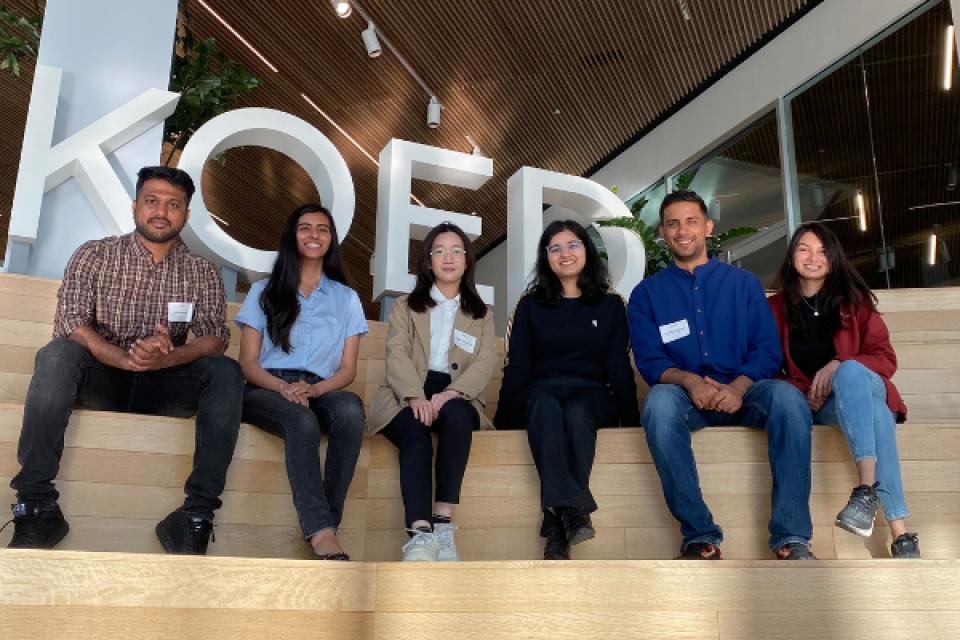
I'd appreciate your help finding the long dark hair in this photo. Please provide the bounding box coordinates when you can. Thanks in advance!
[407,222,488,319]
[774,221,877,334]
[526,220,610,303]
[261,204,350,352]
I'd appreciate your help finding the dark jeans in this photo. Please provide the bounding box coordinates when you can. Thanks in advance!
[11,337,244,519]
[524,378,619,513]
[641,380,813,551]
[242,369,365,537]
[381,371,477,527]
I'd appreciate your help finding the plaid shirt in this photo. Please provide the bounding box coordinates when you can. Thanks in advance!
[53,233,230,350]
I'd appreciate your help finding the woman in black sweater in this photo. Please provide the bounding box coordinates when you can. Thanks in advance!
[495,220,640,560]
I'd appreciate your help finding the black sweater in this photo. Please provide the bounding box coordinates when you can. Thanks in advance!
[494,293,641,428]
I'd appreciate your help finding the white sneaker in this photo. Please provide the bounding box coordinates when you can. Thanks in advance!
[434,523,461,561]
[401,529,438,561]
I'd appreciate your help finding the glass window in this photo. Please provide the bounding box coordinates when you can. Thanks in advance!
[670,111,785,286]
[789,0,959,288]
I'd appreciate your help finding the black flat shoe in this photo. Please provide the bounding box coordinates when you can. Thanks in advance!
[558,507,596,547]
[314,552,350,561]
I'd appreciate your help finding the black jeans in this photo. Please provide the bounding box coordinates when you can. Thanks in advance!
[524,377,619,513]
[11,337,244,519]
[242,369,365,537]
[380,371,478,527]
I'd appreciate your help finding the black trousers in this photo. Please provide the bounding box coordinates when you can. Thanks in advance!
[12,338,244,519]
[524,378,619,513]
[380,371,478,527]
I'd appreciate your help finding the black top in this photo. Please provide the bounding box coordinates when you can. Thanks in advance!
[494,293,640,428]
[788,295,837,380]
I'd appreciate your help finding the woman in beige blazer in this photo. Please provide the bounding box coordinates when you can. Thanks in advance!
[368,223,498,562]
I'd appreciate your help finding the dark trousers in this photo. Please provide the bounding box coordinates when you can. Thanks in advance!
[242,370,365,537]
[380,371,478,527]
[524,378,618,513]
[11,337,244,519]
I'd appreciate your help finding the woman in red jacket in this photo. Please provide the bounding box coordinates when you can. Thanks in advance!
[769,222,918,558]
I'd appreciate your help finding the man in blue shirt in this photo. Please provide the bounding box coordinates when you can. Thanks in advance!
[628,190,814,560]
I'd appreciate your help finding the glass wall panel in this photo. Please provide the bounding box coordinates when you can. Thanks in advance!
[790,0,960,288]
[671,111,785,287]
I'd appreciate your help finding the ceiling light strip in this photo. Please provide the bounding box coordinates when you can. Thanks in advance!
[301,93,379,166]
[195,0,279,73]
[944,25,955,91]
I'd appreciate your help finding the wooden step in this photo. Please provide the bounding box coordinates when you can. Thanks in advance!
[1,549,958,640]
[1,404,958,560]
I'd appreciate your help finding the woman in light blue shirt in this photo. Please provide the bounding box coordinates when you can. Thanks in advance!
[236,203,367,560]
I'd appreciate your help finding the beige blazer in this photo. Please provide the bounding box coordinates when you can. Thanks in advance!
[367,295,498,433]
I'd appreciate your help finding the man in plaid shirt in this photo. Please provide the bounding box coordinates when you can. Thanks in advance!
[7,166,244,554]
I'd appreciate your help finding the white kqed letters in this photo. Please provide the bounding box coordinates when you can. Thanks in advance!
[9,64,646,306]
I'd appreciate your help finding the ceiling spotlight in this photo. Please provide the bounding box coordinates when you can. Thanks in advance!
[465,135,483,156]
[427,96,442,129]
[331,1,352,18]
[362,22,381,57]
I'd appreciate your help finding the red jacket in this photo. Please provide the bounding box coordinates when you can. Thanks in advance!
[768,292,907,422]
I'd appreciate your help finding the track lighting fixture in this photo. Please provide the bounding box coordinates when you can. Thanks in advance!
[427,96,442,129]
[331,1,352,19]
[362,22,381,57]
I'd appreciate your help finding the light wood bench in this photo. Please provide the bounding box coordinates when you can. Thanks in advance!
[1,273,959,560]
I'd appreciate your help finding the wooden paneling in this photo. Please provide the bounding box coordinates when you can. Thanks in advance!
[0,1,817,314]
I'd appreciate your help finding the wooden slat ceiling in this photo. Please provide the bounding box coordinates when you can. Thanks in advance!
[0,0,816,313]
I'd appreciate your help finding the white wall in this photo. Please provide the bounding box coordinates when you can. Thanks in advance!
[5,0,177,278]
[477,0,927,335]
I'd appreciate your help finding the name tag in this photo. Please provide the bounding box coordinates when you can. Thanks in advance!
[167,302,195,323]
[453,329,477,354]
[659,318,690,344]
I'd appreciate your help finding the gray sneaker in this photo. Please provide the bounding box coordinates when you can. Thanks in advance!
[434,523,461,561]
[891,532,921,558]
[835,483,879,537]
[401,529,438,561]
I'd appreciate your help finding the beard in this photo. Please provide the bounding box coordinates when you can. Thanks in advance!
[135,218,183,244]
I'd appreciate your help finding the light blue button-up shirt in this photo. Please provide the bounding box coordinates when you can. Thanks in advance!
[236,275,368,378]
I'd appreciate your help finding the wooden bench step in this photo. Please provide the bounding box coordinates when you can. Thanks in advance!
[2,549,959,640]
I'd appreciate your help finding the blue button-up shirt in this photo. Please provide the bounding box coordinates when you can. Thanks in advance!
[627,258,781,387]
[236,275,368,379]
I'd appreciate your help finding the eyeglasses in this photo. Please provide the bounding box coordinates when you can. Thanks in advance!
[429,247,466,259]
[546,240,584,255]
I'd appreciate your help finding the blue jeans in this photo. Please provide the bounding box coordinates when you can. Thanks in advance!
[813,360,908,521]
[12,338,243,519]
[641,379,813,551]
[242,370,365,538]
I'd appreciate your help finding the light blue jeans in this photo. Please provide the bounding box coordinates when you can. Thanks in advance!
[813,360,909,521]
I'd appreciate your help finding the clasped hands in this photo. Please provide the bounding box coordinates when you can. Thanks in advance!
[279,379,330,406]
[127,324,175,371]
[407,390,461,427]
[686,375,750,413]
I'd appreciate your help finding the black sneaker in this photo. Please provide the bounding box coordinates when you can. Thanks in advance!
[891,532,921,559]
[3,502,69,549]
[155,509,214,555]
[835,483,879,537]
[543,528,571,560]
[776,542,817,560]
[677,542,722,560]
[558,507,596,547]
